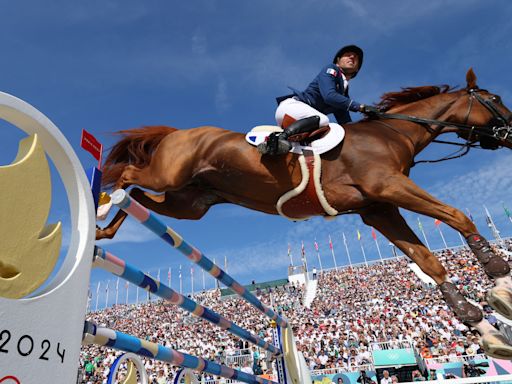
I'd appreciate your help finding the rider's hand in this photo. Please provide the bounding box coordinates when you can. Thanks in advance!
[359,104,381,117]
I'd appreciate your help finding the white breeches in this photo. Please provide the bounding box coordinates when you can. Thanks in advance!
[275,97,330,127]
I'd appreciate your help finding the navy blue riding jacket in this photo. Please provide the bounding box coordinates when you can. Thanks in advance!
[288,64,362,124]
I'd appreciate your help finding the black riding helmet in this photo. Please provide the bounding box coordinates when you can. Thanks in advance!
[332,45,364,78]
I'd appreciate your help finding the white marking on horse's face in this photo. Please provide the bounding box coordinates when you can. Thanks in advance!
[408,247,414,255]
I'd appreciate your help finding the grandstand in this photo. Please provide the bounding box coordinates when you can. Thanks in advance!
[81,240,512,383]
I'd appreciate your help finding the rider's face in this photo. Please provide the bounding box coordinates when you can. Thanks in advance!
[337,52,359,77]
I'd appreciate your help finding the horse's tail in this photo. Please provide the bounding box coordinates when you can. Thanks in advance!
[102,126,178,188]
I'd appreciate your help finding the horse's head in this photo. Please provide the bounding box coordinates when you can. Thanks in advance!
[448,69,512,150]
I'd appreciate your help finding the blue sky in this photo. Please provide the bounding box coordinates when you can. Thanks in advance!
[2,1,512,305]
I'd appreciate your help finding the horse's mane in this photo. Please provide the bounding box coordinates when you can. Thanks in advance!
[377,85,453,111]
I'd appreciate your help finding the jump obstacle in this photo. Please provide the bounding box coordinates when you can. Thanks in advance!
[0,91,311,384]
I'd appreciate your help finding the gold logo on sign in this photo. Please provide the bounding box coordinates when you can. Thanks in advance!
[0,134,62,299]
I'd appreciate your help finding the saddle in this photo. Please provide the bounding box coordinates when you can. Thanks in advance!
[279,114,330,144]
[287,126,330,144]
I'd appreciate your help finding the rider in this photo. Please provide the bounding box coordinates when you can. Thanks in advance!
[258,45,379,155]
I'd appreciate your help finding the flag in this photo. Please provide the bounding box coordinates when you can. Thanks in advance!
[288,243,291,256]
[329,236,333,250]
[434,219,441,226]
[371,227,377,240]
[466,208,474,222]
[417,218,423,231]
[301,241,305,256]
[80,129,103,164]
[504,203,512,221]
[357,229,361,241]
[314,240,319,251]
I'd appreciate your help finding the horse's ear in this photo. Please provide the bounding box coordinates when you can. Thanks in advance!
[466,68,478,89]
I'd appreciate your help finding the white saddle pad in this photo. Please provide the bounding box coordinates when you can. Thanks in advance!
[245,123,345,155]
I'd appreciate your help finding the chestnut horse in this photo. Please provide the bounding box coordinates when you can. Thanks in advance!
[97,69,512,358]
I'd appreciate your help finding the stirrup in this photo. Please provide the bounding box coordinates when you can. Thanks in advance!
[257,132,291,155]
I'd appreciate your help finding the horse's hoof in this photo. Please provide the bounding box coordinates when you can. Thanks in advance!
[96,227,106,241]
[481,331,512,360]
[487,286,512,320]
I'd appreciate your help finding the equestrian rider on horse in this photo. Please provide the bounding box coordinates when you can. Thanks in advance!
[258,45,379,156]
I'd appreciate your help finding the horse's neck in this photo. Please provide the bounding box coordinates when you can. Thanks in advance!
[386,93,459,153]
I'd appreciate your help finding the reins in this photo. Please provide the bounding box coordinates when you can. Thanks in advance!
[370,89,511,166]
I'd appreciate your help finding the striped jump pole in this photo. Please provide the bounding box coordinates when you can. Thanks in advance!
[111,189,288,328]
[93,246,280,356]
[83,321,279,384]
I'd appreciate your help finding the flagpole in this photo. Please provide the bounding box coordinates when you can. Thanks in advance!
[191,266,194,298]
[213,258,220,289]
[417,217,431,250]
[435,220,448,249]
[168,267,172,287]
[105,280,110,309]
[458,232,466,247]
[329,235,338,271]
[95,281,101,312]
[342,232,353,268]
[389,242,399,259]
[136,286,139,305]
[202,269,206,292]
[314,238,323,272]
[125,282,129,305]
[484,205,504,247]
[115,277,120,306]
[438,226,448,249]
[287,243,293,266]
[224,255,228,274]
[87,287,91,313]
[357,230,368,267]
[146,272,151,302]
[301,241,309,281]
[371,228,383,263]
[179,265,183,294]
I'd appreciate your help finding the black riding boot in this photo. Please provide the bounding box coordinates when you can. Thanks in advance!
[258,116,320,155]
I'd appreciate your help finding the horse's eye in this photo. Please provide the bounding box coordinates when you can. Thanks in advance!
[491,95,502,104]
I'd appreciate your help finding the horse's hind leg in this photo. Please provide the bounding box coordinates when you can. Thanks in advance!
[364,173,512,319]
[359,203,512,360]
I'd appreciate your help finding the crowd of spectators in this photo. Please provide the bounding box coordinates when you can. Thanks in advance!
[80,241,512,383]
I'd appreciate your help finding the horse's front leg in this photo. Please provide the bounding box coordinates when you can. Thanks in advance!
[363,173,512,319]
[359,203,512,360]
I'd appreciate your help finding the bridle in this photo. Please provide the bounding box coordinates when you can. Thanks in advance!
[371,88,512,165]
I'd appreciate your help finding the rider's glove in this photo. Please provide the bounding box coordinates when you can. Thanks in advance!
[359,104,381,117]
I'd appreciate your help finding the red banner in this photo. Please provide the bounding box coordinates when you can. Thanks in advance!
[80,129,103,166]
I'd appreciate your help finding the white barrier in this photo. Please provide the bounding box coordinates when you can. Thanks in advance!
[0,92,95,383]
